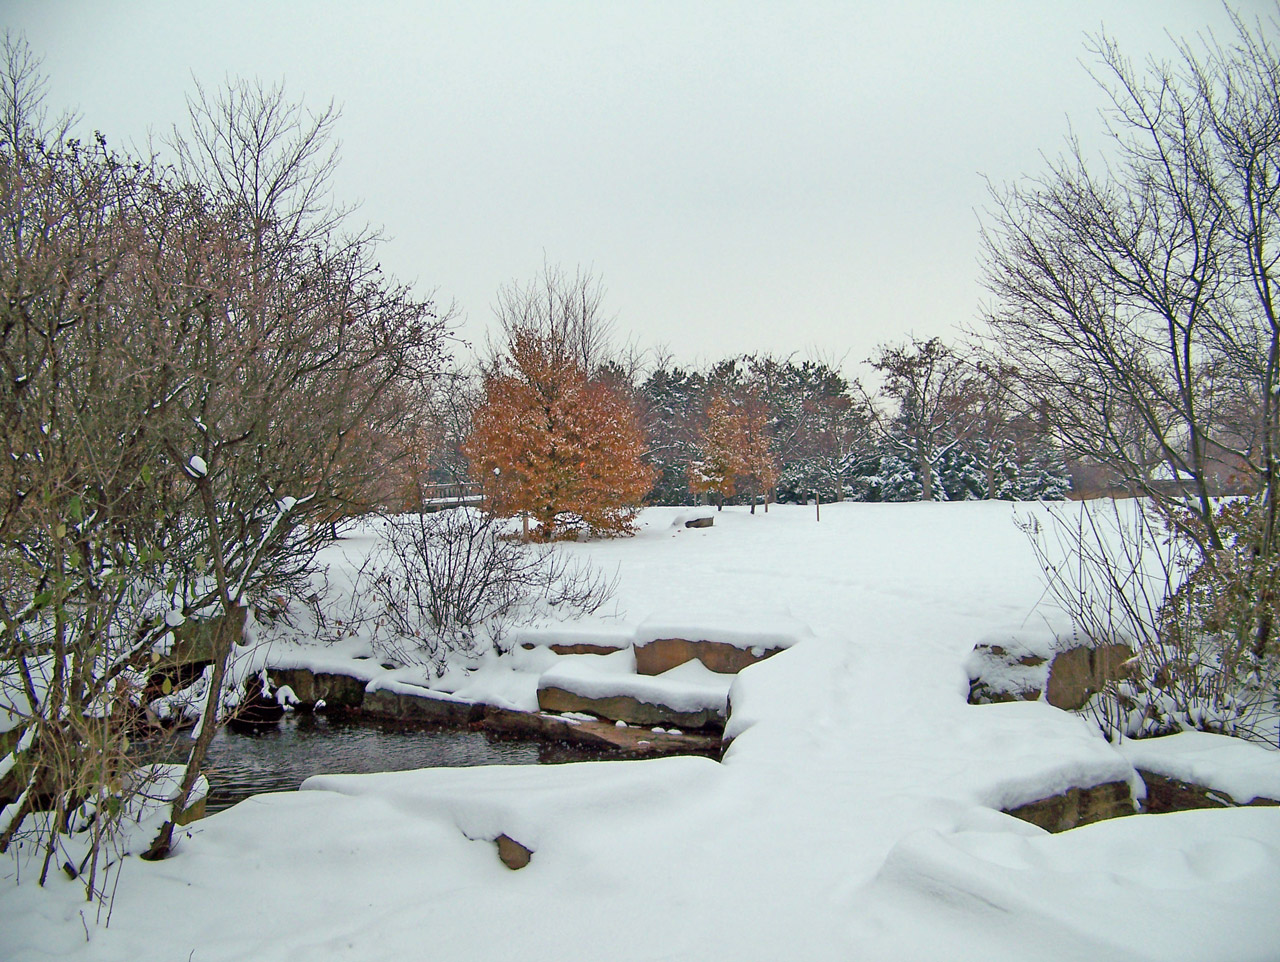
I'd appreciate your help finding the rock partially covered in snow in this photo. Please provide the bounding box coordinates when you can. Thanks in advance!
[966,629,1133,710]
[513,623,635,656]
[1118,731,1280,808]
[634,611,812,675]
[537,658,732,730]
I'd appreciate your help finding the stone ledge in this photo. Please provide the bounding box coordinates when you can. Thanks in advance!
[536,686,725,731]
[967,639,1133,710]
[361,688,483,726]
[1002,779,1136,832]
[483,706,722,758]
[266,668,368,710]
[519,641,627,656]
[1139,769,1280,813]
[635,637,783,675]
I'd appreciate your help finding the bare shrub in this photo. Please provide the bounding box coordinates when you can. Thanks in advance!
[348,509,616,674]
[1021,500,1278,743]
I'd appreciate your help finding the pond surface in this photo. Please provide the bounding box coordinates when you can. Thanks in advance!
[161,714,549,813]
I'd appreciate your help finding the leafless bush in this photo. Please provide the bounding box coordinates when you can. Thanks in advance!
[349,509,616,674]
[1021,500,1278,743]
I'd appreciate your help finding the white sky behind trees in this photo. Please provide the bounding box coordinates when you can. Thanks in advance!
[5,0,1263,376]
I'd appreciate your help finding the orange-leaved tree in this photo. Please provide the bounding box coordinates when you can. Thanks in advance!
[737,389,779,512]
[688,391,747,509]
[688,387,778,511]
[466,324,652,539]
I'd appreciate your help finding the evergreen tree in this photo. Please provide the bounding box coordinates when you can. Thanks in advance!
[641,365,708,505]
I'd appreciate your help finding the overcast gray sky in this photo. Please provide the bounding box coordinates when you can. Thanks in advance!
[4,1,1264,376]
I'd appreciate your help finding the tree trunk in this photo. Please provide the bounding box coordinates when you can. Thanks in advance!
[145,477,237,861]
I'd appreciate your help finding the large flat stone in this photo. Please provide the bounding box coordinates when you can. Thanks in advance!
[483,706,722,758]
[536,686,725,732]
[634,637,784,675]
[267,668,368,710]
[1003,779,1136,832]
[361,688,482,725]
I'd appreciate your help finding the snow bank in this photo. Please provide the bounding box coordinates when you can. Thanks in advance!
[867,807,1280,962]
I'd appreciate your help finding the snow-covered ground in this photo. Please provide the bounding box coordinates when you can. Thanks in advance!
[4,501,1280,962]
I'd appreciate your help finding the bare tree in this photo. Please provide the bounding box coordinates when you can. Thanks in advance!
[870,337,981,501]
[0,32,74,152]
[982,10,1280,690]
[0,64,449,881]
[140,79,446,859]
[980,9,1280,556]
[488,263,615,377]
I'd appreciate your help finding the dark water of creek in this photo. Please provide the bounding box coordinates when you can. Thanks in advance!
[155,714,567,814]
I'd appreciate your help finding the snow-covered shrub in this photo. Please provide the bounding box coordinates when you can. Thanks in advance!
[348,510,616,674]
[1021,500,1278,743]
[875,453,924,502]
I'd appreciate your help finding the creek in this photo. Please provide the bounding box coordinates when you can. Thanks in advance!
[154,713,564,813]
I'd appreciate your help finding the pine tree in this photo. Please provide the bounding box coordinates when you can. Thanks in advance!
[874,452,924,502]
[641,366,708,505]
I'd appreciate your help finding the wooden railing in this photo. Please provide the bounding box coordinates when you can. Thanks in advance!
[420,481,485,512]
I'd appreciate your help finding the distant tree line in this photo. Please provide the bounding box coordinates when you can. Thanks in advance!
[446,306,1074,535]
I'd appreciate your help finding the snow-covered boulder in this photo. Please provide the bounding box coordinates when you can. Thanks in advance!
[1118,731,1280,811]
[633,612,812,675]
[966,629,1133,710]
[537,659,732,730]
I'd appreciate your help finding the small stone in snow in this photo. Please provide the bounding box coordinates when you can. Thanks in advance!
[495,834,533,870]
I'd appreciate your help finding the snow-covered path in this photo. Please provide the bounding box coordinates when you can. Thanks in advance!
[4,503,1279,961]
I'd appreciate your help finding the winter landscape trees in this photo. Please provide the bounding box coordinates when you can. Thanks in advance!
[0,41,446,882]
[5,8,1280,951]
[981,9,1280,740]
[635,347,1068,508]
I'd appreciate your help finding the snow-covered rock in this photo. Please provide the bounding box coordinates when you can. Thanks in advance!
[537,658,732,729]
